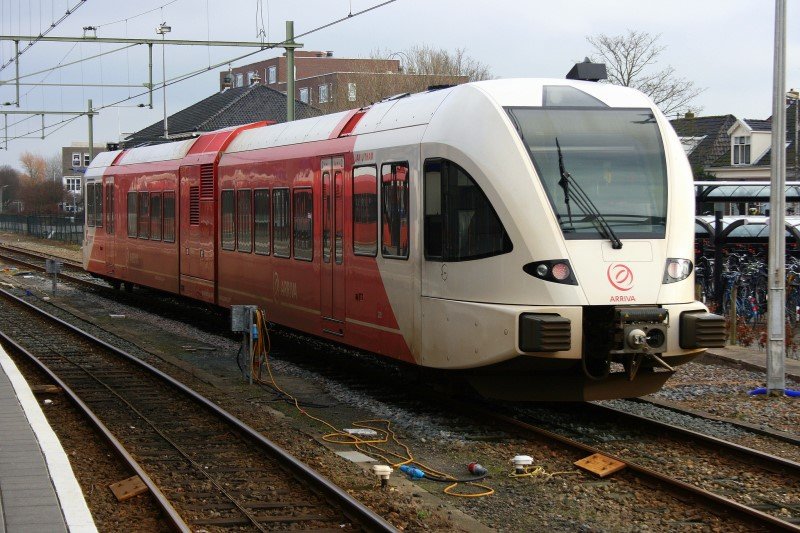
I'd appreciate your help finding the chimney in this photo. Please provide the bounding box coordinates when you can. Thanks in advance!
[251,72,261,86]
[685,111,695,119]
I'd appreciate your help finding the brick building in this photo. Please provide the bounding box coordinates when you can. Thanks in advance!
[220,51,468,114]
[60,142,107,211]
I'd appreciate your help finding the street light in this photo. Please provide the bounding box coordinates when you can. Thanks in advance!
[156,22,171,139]
[0,185,8,215]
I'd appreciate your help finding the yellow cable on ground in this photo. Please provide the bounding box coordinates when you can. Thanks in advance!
[249,308,494,498]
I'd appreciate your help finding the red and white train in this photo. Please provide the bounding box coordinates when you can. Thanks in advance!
[83,78,725,401]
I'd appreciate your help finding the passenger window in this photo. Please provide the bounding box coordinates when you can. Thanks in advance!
[254,189,271,255]
[352,165,377,256]
[86,183,95,227]
[105,183,114,234]
[137,192,150,239]
[381,162,409,259]
[424,158,512,261]
[293,188,313,261]
[94,184,103,227]
[221,189,235,251]
[163,191,176,243]
[127,191,137,237]
[237,189,252,253]
[273,188,291,258]
[150,193,162,241]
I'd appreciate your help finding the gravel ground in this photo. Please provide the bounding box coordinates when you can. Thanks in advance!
[648,359,799,436]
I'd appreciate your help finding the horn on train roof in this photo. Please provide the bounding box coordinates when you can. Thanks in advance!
[566,58,608,82]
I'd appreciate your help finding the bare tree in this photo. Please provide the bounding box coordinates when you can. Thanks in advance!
[44,152,62,184]
[19,151,46,182]
[587,30,703,117]
[0,165,21,211]
[372,46,492,82]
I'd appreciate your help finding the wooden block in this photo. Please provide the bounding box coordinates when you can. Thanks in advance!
[574,453,626,478]
[31,384,62,394]
[109,475,149,501]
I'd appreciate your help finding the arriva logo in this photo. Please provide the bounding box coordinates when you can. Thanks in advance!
[607,263,634,291]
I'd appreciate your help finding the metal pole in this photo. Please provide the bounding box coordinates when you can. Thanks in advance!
[286,21,295,122]
[40,114,44,139]
[88,99,94,161]
[162,36,168,138]
[14,40,19,107]
[767,0,787,395]
[714,210,724,312]
[148,43,153,109]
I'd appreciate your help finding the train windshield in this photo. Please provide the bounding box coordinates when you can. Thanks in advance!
[509,107,667,239]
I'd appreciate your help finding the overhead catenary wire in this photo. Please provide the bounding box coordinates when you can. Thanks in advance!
[93,0,181,28]
[0,0,87,73]
[2,0,398,144]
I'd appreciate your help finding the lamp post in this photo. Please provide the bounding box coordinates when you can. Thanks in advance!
[0,184,8,214]
[156,22,171,139]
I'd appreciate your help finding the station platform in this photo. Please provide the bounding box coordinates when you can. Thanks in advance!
[0,345,96,533]
[705,344,800,382]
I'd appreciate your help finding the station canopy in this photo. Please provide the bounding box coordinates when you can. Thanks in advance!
[695,181,800,203]
[695,216,800,243]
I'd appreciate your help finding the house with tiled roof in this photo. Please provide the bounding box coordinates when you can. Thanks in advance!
[707,94,799,182]
[669,114,737,175]
[123,83,322,147]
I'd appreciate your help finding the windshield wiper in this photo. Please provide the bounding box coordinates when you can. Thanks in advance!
[556,138,623,249]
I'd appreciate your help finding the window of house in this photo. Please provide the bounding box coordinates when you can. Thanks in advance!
[66,177,81,192]
[381,162,410,259]
[94,182,103,227]
[353,165,377,256]
[86,183,95,227]
[733,135,751,165]
[127,191,137,237]
[84,153,91,167]
[268,66,277,84]
[150,193,162,240]
[348,82,357,102]
[235,73,244,87]
[72,153,81,167]
[221,189,235,251]
[237,189,252,253]
[293,188,313,261]
[254,189,271,255]
[273,188,291,258]
[163,191,176,242]
[137,192,150,239]
[299,87,309,103]
[424,158,512,261]
[105,183,114,234]
[318,83,330,103]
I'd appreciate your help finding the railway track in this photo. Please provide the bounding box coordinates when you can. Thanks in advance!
[0,287,394,532]
[476,400,800,531]
[0,243,100,288]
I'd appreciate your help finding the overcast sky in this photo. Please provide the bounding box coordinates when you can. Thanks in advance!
[0,0,798,171]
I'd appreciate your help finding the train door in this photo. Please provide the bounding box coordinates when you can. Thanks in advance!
[321,156,346,336]
[178,164,216,303]
[103,177,115,275]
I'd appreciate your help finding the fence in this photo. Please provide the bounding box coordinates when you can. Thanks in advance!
[0,214,84,245]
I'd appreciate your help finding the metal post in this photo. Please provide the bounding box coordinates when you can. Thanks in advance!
[714,210,724,312]
[14,40,19,107]
[767,0,787,395]
[286,20,295,122]
[148,43,153,109]
[88,99,94,161]
[40,114,44,139]
[162,36,168,138]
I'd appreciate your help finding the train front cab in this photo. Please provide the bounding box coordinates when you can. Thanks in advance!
[415,80,726,401]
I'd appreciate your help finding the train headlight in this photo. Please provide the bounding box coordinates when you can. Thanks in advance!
[523,259,578,285]
[551,262,571,281]
[663,258,693,283]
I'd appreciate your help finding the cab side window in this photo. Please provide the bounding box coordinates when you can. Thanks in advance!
[424,158,512,261]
